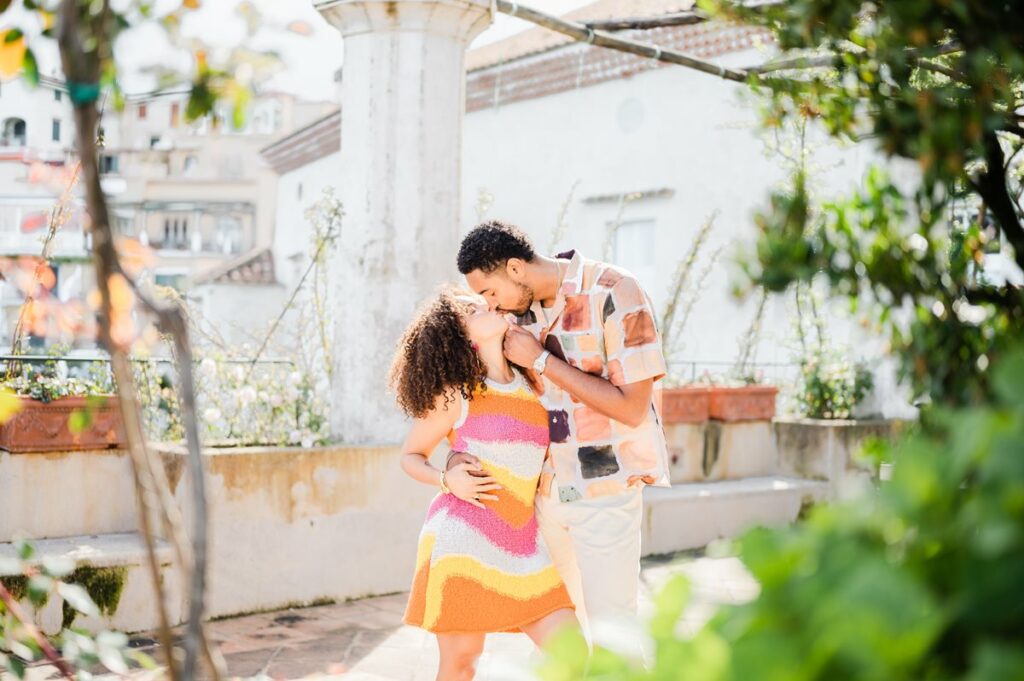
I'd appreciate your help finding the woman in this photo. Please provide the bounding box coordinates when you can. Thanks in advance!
[389,288,576,681]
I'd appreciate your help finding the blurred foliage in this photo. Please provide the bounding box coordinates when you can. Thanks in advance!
[700,0,1024,406]
[539,345,1024,680]
[0,539,156,679]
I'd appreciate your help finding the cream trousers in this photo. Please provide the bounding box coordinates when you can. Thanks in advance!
[535,481,644,639]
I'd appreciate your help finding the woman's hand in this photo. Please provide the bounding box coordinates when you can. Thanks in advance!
[446,462,502,509]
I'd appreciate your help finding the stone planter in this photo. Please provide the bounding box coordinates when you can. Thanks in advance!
[0,395,125,453]
[707,385,778,422]
[659,385,711,424]
[774,417,909,496]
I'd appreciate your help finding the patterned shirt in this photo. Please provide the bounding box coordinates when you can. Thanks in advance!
[516,250,670,502]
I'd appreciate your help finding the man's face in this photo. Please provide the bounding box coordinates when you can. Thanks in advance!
[465,264,534,316]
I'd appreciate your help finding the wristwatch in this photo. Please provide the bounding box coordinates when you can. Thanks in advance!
[533,350,551,374]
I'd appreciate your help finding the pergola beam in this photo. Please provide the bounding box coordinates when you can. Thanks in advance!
[496,0,749,83]
[582,11,710,31]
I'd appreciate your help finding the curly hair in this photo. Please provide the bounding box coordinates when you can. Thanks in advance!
[457,219,536,274]
[388,288,487,418]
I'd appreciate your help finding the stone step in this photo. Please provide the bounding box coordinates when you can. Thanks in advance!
[641,476,828,556]
[0,532,182,634]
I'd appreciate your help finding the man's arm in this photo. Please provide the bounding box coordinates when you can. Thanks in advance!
[503,325,652,428]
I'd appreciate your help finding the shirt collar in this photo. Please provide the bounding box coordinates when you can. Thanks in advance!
[531,250,584,333]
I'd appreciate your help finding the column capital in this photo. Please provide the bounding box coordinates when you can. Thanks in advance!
[315,0,492,42]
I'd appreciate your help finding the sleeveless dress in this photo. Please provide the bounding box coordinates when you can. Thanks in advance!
[403,373,574,634]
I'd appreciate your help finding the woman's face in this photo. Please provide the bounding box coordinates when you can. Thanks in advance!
[456,294,510,347]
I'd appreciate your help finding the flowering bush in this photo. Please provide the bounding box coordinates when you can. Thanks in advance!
[1,351,114,404]
[796,349,873,419]
[133,352,329,448]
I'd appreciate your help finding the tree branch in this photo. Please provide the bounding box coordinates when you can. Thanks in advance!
[497,0,749,82]
[55,3,221,681]
[971,132,1024,273]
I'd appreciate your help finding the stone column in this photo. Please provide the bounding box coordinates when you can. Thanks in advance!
[316,0,491,443]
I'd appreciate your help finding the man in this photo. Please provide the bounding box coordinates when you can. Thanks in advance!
[451,219,670,635]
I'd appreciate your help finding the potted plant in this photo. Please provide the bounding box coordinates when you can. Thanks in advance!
[705,288,779,422]
[0,353,125,453]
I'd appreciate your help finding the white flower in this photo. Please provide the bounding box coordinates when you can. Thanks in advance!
[301,436,313,448]
[200,358,217,379]
[203,407,221,422]
[270,393,283,407]
[298,412,309,427]
[234,365,245,381]
[288,429,301,444]
[288,371,303,387]
[238,386,257,406]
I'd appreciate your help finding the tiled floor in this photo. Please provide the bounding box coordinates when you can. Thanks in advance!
[12,551,759,681]
[188,551,755,680]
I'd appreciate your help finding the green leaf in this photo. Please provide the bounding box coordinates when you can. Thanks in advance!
[992,348,1024,406]
[649,574,690,640]
[5,652,26,679]
[130,649,159,671]
[3,28,22,43]
[57,582,99,618]
[15,539,33,561]
[21,48,38,87]
[27,574,52,607]
[68,408,92,434]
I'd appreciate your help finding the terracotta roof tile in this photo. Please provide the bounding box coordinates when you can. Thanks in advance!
[193,247,277,286]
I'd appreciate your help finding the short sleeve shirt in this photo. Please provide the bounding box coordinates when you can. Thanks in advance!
[515,250,671,502]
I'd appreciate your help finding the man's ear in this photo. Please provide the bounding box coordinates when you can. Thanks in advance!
[505,258,526,281]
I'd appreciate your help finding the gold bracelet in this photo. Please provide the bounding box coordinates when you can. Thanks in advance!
[439,469,451,494]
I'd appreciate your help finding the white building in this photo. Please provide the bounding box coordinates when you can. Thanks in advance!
[265,2,928,417]
[0,74,92,349]
[101,88,335,291]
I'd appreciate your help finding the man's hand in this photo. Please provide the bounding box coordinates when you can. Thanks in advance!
[445,462,503,509]
[503,324,545,367]
[447,450,481,471]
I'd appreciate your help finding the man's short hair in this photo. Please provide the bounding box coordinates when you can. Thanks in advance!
[457,220,536,274]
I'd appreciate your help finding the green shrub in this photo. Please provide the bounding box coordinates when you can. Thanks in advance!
[539,348,1024,681]
[796,349,873,419]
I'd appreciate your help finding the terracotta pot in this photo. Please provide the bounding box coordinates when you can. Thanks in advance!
[707,385,778,422]
[659,385,711,424]
[0,395,126,453]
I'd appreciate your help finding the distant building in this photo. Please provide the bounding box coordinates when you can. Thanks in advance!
[0,72,333,349]
[0,74,92,349]
[101,89,335,291]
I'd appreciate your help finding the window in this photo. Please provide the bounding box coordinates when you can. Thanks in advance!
[149,135,161,148]
[51,119,61,142]
[297,183,303,200]
[54,89,62,102]
[612,218,657,291]
[183,155,198,174]
[2,118,26,146]
[154,273,186,290]
[214,216,242,255]
[99,154,120,174]
[138,103,147,119]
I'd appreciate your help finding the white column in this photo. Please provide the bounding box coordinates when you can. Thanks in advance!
[316,0,491,443]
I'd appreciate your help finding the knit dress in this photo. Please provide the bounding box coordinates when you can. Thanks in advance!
[403,373,574,634]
